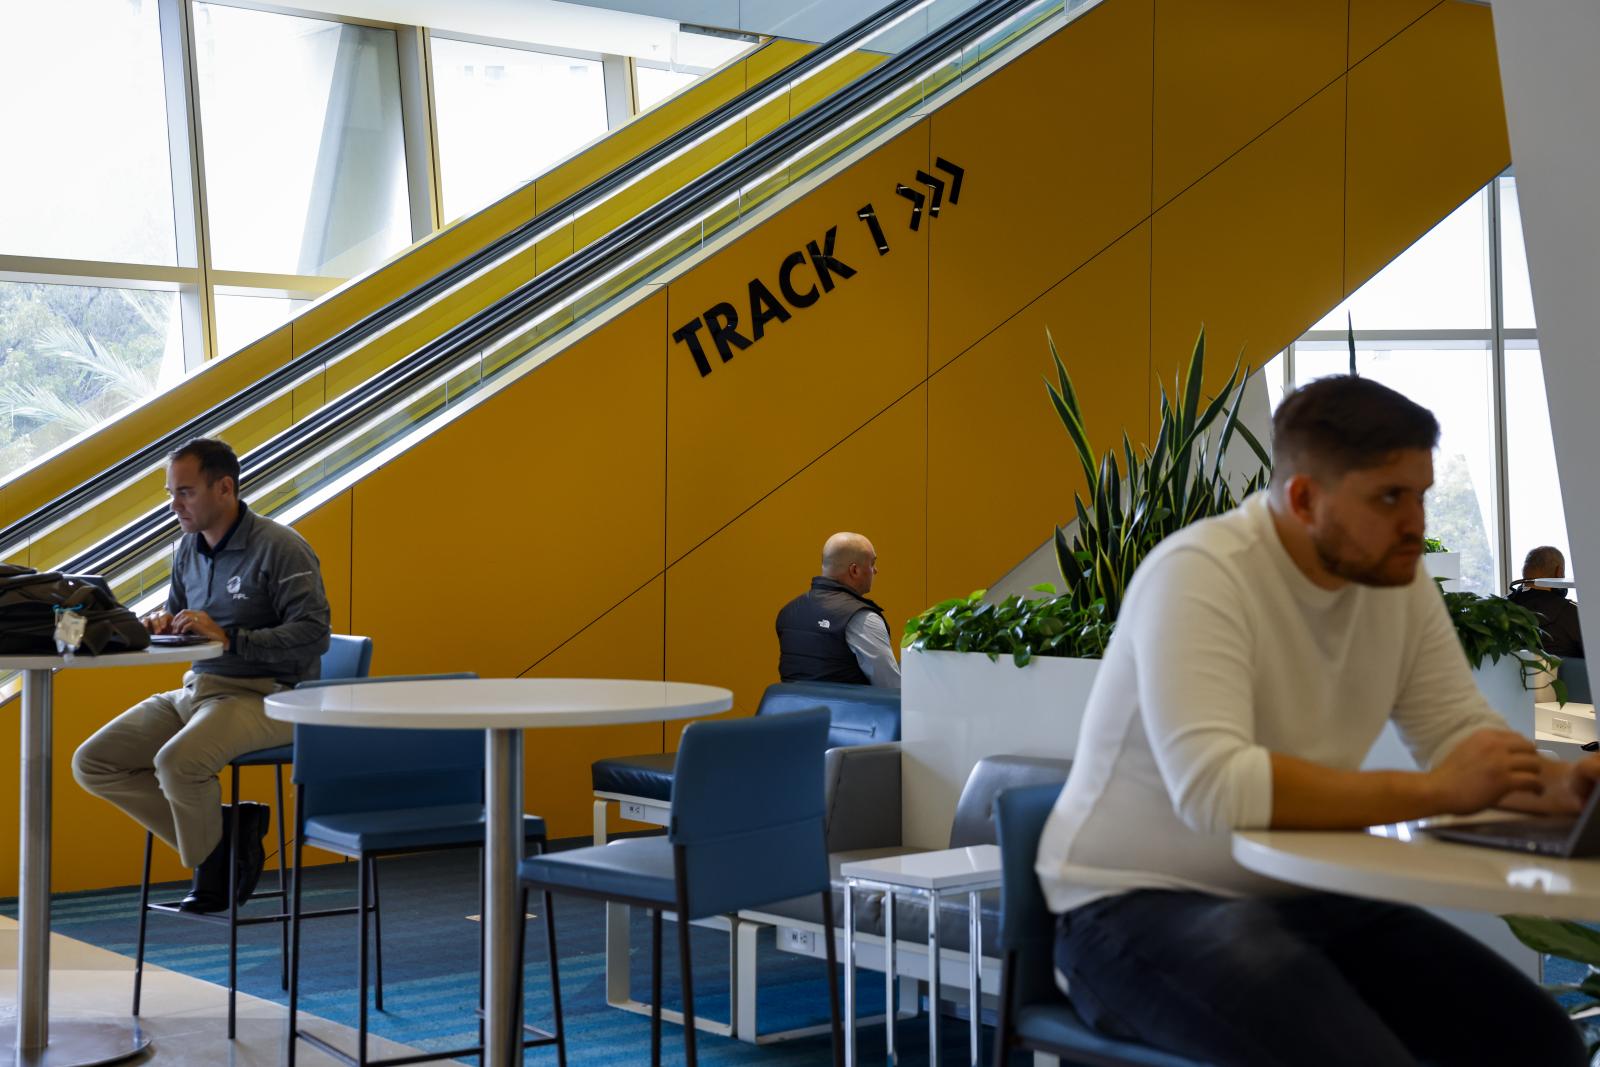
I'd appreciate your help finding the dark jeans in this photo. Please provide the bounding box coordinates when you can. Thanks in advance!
[1054,890,1586,1067]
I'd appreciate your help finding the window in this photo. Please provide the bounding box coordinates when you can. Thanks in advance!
[1506,344,1572,583]
[193,4,410,277]
[430,38,609,223]
[0,1,178,265]
[635,64,700,112]
[214,293,309,357]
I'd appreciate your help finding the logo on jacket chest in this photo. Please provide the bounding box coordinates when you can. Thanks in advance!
[227,575,249,601]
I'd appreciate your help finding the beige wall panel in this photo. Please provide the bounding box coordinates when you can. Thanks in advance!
[1345,2,1509,296]
[926,0,1154,372]
[1152,0,1346,207]
[927,225,1151,603]
[665,126,931,562]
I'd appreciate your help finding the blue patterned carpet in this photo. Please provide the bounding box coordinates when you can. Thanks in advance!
[7,848,990,1065]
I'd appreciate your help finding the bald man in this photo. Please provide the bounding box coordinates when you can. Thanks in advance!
[775,532,901,688]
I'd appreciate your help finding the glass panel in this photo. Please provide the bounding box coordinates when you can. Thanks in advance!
[1311,190,1491,332]
[1262,351,1287,411]
[0,282,182,476]
[194,5,410,277]
[214,292,308,356]
[1506,344,1573,587]
[635,65,700,112]
[1499,175,1537,331]
[431,38,609,223]
[0,0,177,265]
[1295,341,1500,593]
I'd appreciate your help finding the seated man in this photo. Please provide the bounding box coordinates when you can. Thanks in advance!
[1036,376,1590,1067]
[73,438,331,913]
[1510,544,1584,659]
[776,531,900,688]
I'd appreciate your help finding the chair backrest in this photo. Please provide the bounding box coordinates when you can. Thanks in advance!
[994,781,1067,1010]
[292,673,479,819]
[669,707,831,919]
[756,681,901,747]
[949,755,1073,848]
[319,634,373,683]
[1561,656,1592,704]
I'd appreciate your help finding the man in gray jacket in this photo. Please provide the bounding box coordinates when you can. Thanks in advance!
[73,438,331,913]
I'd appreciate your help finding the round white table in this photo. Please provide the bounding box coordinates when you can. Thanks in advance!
[1234,818,1600,921]
[0,643,221,1067]
[265,678,733,1067]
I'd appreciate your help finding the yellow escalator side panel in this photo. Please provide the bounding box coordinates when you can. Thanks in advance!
[350,289,668,683]
[925,0,1156,372]
[664,124,932,563]
[1151,0,1346,208]
[519,574,665,838]
[926,223,1153,604]
[1344,1,1509,299]
[784,50,885,128]
[1349,0,1439,66]
[22,468,166,575]
[743,38,813,83]
[664,385,927,750]
[1151,81,1345,404]
[572,126,752,255]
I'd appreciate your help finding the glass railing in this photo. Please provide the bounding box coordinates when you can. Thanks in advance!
[26,0,1090,618]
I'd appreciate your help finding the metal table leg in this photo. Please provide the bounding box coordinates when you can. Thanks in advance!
[927,889,940,1067]
[483,728,524,1067]
[884,888,896,1066]
[968,890,981,1066]
[2,669,149,1067]
[843,879,856,1067]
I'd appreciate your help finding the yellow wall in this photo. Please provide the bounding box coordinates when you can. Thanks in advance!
[20,0,1510,891]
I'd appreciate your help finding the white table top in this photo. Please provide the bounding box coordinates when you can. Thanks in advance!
[840,845,1002,892]
[265,677,733,729]
[0,642,222,671]
[1234,817,1600,922]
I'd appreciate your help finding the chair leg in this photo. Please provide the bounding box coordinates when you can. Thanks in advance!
[357,854,370,1067]
[132,832,153,1016]
[287,809,305,1067]
[651,909,663,1067]
[545,890,566,1067]
[227,771,241,1041]
[370,858,384,1011]
[820,889,844,1067]
[994,951,1018,1067]
[275,765,289,991]
[674,863,698,1067]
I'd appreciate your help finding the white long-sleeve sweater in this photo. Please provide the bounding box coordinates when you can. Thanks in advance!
[1036,492,1505,913]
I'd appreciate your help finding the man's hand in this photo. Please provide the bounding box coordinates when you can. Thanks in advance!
[142,611,174,635]
[172,610,227,647]
[1426,728,1545,815]
[1498,753,1600,816]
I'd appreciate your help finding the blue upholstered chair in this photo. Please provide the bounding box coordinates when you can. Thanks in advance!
[133,633,373,1039]
[992,783,1204,1067]
[522,707,843,1067]
[1560,656,1592,704]
[285,673,560,1067]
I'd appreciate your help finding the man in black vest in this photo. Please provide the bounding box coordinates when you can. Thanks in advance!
[776,532,900,688]
[1509,545,1584,659]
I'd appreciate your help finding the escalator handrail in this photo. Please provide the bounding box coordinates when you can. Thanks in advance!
[64,0,1061,579]
[0,0,941,551]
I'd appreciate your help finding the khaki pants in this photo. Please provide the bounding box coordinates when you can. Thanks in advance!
[72,672,291,867]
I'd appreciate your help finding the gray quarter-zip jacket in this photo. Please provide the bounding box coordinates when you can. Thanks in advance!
[165,504,331,685]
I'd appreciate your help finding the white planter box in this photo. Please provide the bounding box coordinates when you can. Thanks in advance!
[900,649,1099,850]
[1423,550,1463,592]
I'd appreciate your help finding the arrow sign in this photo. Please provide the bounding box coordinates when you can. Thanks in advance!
[914,170,946,217]
[934,157,965,204]
[895,183,925,231]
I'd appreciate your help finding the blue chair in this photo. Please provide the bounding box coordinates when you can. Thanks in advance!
[522,708,843,1067]
[1560,656,1592,704]
[286,673,560,1067]
[992,783,1205,1067]
[133,633,373,1038]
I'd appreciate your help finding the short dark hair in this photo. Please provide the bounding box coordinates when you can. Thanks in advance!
[169,437,240,491]
[1523,545,1565,579]
[1271,375,1439,484]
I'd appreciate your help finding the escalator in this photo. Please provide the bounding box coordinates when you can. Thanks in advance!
[7,0,1510,891]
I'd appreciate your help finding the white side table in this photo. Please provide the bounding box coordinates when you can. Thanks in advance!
[0,643,221,1067]
[266,678,731,1067]
[840,844,1001,1067]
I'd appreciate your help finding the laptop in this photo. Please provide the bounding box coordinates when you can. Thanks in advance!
[149,633,212,647]
[1425,781,1600,858]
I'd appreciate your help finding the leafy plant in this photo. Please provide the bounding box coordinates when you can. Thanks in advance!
[1046,326,1271,622]
[1440,584,1564,701]
[901,584,1112,667]
[1503,917,1600,1055]
[1423,536,1449,554]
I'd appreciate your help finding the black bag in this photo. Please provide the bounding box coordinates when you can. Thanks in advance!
[0,564,151,656]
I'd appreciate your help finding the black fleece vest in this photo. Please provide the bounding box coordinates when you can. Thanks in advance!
[775,577,886,685]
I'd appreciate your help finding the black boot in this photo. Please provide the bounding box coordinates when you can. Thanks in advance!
[178,809,233,913]
[232,802,271,907]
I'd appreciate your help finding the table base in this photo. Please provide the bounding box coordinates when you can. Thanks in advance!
[0,1021,149,1067]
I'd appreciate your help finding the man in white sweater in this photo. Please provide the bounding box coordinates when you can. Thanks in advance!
[1035,375,1591,1066]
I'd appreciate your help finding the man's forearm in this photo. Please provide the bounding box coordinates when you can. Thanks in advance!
[1269,751,1444,830]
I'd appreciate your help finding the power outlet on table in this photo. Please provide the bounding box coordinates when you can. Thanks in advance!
[621,802,649,821]
[1553,715,1573,736]
[781,927,816,953]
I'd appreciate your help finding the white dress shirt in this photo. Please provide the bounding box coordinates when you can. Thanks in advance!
[845,610,901,689]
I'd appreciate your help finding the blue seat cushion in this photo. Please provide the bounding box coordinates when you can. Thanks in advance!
[591,752,676,801]
[304,804,547,856]
[231,743,294,767]
[1015,1003,1205,1066]
[520,837,675,908]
